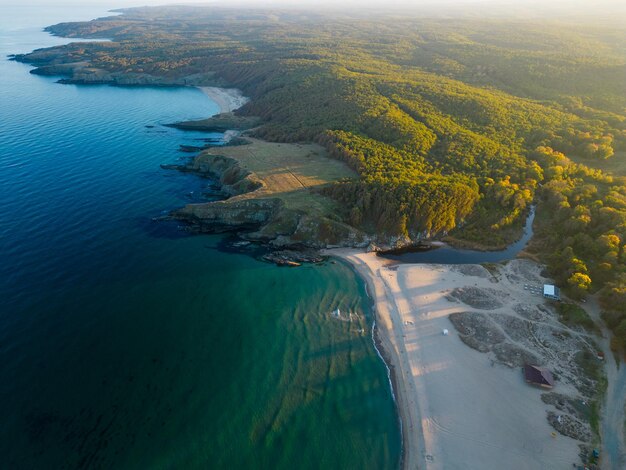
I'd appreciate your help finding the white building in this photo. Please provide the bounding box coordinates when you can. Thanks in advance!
[543,284,560,301]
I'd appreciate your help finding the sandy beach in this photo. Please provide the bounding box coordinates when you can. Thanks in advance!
[198,86,249,113]
[333,249,590,469]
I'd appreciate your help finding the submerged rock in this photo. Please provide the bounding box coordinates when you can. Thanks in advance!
[261,249,324,266]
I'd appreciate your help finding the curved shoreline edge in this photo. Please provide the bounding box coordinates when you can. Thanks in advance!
[329,249,423,470]
[328,248,591,470]
[370,294,405,470]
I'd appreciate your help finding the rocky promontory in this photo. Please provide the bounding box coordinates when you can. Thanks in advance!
[172,198,283,233]
[167,114,261,133]
[12,52,226,88]
[162,153,263,197]
[165,138,374,259]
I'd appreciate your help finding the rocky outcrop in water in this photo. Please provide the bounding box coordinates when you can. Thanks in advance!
[173,196,371,251]
[164,147,372,255]
[172,198,282,233]
[168,114,261,133]
[261,250,324,267]
[162,153,262,197]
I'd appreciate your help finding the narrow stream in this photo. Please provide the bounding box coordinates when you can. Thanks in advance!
[380,206,535,264]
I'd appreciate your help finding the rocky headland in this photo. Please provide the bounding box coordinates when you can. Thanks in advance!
[164,138,374,259]
[12,50,225,88]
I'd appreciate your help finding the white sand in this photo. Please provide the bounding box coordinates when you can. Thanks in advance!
[333,249,581,470]
[198,86,249,113]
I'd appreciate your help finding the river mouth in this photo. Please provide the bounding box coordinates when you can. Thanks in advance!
[379,206,535,265]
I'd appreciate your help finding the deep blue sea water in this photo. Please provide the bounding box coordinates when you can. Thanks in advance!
[0,6,400,469]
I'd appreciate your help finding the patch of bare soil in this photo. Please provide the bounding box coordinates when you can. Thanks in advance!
[449,311,541,367]
[492,343,541,368]
[449,311,505,352]
[506,259,545,283]
[450,264,491,279]
[448,287,505,310]
[513,303,550,322]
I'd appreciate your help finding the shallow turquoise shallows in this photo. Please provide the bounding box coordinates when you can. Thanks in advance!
[0,6,400,469]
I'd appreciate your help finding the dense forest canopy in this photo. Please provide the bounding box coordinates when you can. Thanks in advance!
[16,6,626,337]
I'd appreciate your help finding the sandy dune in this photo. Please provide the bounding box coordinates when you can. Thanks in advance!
[333,249,582,470]
[198,86,249,113]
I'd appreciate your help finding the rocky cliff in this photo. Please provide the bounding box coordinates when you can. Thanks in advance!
[167,149,373,252]
[162,153,263,197]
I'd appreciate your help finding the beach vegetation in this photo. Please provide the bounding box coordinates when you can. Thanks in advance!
[556,302,598,333]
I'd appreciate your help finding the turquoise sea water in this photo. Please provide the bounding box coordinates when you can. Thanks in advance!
[0,6,400,469]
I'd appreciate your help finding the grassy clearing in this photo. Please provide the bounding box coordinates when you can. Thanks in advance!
[575,350,605,390]
[589,400,601,438]
[202,138,356,215]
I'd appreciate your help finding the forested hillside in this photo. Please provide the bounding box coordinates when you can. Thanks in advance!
[15,6,626,339]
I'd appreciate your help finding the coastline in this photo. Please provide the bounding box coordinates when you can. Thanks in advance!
[4,22,404,469]
[330,248,586,469]
[331,250,424,470]
[198,86,249,114]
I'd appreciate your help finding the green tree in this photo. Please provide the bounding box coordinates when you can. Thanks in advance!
[567,272,592,299]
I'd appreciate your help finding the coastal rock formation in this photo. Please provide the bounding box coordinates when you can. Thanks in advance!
[162,153,263,197]
[261,250,324,266]
[169,113,261,133]
[173,198,370,250]
[167,150,370,251]
[173,198,282,233]
[163,137,375,259]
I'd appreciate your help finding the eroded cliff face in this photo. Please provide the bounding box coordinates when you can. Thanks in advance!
[162,154,263,196]
[172,198,282,232]
[174,197,372,249]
